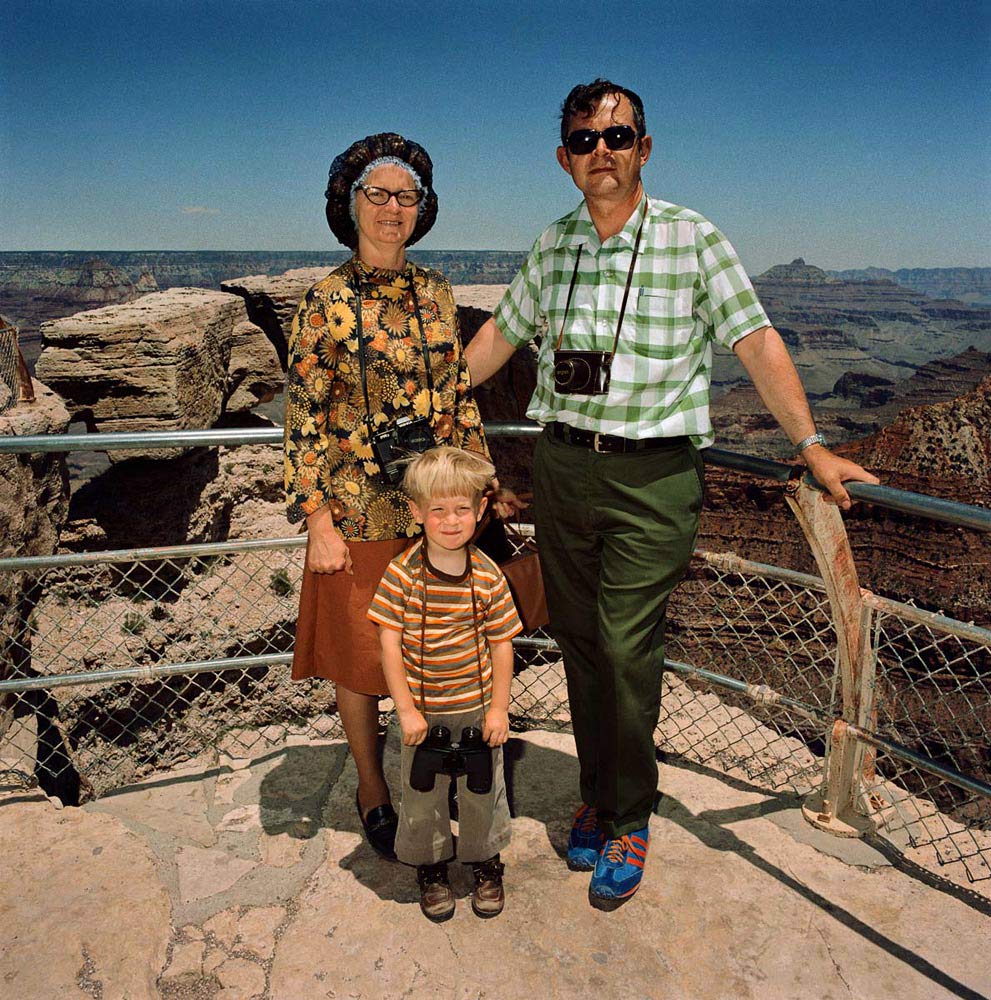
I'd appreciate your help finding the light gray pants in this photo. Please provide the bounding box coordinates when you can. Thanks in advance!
[395,708,512,866]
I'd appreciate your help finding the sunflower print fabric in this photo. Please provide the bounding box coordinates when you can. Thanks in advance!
[284,257,490,539]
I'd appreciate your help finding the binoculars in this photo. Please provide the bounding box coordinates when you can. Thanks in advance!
[409,725,493,794]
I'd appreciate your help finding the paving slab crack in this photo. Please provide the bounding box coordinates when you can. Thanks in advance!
[815,923,852,995]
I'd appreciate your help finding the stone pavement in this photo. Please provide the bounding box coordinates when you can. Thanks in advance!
[1,727,989,1000]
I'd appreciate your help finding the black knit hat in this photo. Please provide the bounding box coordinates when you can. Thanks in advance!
[324,132,438,249]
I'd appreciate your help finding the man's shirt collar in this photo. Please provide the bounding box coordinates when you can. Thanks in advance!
[553,193,650,249]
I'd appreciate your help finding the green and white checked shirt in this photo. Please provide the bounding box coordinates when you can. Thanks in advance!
[493,194,770,448]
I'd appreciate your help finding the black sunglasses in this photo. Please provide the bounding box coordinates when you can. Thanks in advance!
[565,124,638,156]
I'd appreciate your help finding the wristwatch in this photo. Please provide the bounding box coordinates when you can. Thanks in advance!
[795,431,827,452]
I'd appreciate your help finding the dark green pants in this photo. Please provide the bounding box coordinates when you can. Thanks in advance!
[533,428,703,838]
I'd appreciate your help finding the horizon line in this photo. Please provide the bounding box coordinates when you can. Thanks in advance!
[2,250,990,275]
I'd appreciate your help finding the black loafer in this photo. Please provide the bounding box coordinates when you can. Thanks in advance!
[356,791,398,861]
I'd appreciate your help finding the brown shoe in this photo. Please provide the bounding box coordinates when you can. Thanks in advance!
[469,855,505,918]
[416,862,455,922]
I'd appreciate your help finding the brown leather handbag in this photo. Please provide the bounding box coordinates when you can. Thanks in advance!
[473,511,549,632]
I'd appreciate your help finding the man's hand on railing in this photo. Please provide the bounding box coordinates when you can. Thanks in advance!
[802,446,879,510]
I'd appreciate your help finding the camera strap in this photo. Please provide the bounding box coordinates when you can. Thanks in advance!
[553,204,647,357]
[347,260,435,440]
[553,245,584,352]
[417,543,487,714]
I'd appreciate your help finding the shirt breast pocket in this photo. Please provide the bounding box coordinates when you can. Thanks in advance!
[631,288,694,359]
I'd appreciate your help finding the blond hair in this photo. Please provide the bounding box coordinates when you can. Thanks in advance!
[403,446,494,509]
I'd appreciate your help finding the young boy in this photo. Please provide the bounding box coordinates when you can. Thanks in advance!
[367,446,522,922]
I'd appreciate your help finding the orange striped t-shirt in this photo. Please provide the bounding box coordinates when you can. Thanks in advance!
[367,539,523,714]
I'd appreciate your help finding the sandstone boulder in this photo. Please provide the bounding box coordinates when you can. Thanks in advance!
[221,267,330,367]
[0,382,70,561]
[35,288,283,457]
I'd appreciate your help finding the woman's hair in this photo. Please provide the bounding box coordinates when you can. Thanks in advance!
[403,446,494,509]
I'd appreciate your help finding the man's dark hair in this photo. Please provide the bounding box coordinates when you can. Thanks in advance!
[559,79,646,145]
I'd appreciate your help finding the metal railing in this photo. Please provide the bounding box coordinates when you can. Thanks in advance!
[1,424,989,883]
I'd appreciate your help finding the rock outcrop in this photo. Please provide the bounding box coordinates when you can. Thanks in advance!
[712,347,991,459]
[0,384,74,801]
[35,288,283,457]
[133,268,159,294]
[62,437,286,551]
[703,375,991,627]
[221,267,329,368]
[0,384,70,561]
[843,374,991,501]
[710,259,991,398]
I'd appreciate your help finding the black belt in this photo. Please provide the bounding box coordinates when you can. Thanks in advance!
[549,423,689,454]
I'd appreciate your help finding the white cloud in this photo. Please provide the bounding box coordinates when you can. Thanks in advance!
[181,206,221,216]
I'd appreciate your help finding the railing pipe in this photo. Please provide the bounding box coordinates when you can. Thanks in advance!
[863,593,991,644]
[0,535,306,572]
[0,541,538,573]
[1,425,986,531]
[664,659,825,723]
[0,637,560,694]
[0,653,293,693]
[0,427,283,453]
[844,722,991,801]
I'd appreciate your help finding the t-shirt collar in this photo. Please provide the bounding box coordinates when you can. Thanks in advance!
[418,538,471,583]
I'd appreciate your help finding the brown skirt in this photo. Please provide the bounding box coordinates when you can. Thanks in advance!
[291,536,410,695]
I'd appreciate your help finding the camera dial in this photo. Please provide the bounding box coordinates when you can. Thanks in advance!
[554,356,591,389]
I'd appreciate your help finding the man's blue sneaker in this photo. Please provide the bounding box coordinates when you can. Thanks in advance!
[567,804,605,871]
[588,826,649,910]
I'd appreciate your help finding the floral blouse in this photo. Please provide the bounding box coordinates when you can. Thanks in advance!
[284,257,489,540]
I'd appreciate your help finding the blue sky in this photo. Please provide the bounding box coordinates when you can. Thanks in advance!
[2,0,989,273]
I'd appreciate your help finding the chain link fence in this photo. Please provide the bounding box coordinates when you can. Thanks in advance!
[0,315,34,411]
[662,554,837,798]
[1,441,989,882]
[857,595,991,882]
[0,531,573,800]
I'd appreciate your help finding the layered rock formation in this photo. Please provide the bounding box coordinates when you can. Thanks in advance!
[0,385,71,559]
[35,288,283,458]
[0,258,149,368]
[703,374,991,626]
[713,347,991,459]
[831,266,991,306]
[710,259,991,398]
[62,440,286,551]
[221,267,328,367]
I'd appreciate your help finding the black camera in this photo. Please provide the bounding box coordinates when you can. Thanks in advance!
[409,725,493,794]
[371,415,435,485]
[553,349,612,395]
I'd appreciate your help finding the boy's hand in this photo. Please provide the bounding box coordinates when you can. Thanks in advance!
[399,707,428,746]
[482,708,510,747]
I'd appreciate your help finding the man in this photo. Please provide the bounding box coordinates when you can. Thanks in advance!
[465,79,878,909]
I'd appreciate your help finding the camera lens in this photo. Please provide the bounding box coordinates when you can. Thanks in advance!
[554,359,576,387]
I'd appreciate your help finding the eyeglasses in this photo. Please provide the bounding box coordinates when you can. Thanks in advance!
[564,125,638,156]
[358,184,424,207]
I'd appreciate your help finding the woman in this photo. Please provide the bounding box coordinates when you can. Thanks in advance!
[284,132,503,860]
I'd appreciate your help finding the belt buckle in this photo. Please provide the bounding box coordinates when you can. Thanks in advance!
[593,432,606,454]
